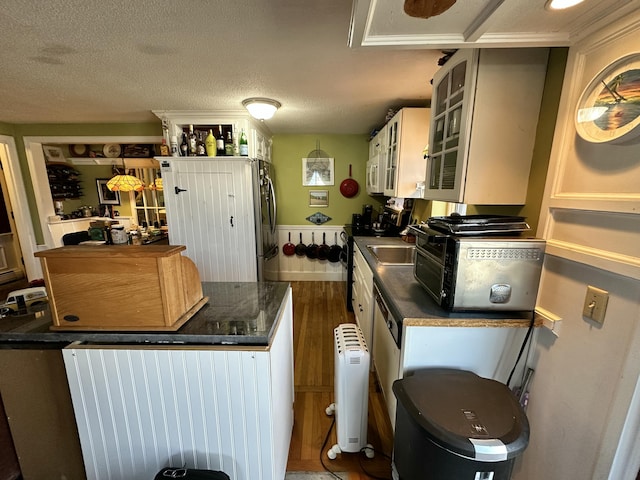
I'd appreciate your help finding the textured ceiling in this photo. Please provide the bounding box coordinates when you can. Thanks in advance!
[0,0,635,135]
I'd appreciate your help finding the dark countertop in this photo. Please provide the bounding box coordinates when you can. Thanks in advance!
[354,236,535,327]
[0,282,290,347]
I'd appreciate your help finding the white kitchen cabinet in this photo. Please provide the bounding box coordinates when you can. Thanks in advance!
[353,244,374,358]
[62,288,294,480]
[366,125,386,195]
[251,127,272,161]
[161,157,257,281]
[424,48,549,204]
[383,108,430,198]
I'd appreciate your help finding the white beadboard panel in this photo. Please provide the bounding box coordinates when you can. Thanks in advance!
[62,288,294,480]
[63,348,292,480]
[162,159,257,281]
[278,225,346,281]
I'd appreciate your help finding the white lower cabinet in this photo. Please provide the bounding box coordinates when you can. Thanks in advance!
[352,245,374,359]
[63,290,294,480]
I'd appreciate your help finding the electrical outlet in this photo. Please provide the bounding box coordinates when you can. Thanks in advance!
[582,286,609,324]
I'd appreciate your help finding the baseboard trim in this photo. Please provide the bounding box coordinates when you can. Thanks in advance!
[279,272,344,281]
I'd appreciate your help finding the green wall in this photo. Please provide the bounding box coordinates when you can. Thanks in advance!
[271,134,386,226]
[0,122,15,136]
[467,47,568,235]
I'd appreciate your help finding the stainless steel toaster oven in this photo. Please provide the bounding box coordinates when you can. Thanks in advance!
[409,225,545,312]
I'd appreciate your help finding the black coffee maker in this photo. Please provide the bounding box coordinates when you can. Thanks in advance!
[362,204,373,228]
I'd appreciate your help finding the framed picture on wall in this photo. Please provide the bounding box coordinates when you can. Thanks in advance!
[42,145,66,163]
[302,158,334,186]
[96,178,121,205]
[309,190,329,207]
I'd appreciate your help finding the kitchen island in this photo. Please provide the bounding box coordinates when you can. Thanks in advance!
[0,282,293,480]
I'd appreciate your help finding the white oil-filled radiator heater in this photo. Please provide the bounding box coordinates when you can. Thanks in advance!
[326,323,374,459]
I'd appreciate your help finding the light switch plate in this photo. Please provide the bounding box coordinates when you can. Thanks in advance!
[582,285,609,324]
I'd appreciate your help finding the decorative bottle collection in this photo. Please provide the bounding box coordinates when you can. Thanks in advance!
[176,124,246,157]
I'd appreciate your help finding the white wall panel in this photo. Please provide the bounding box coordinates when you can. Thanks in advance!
[277,225,346,281]
[63,345,290,480]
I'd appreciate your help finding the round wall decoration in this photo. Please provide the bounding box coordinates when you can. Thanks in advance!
[575,53,640,144]
[103,143,122,158]
[69,144,89,157]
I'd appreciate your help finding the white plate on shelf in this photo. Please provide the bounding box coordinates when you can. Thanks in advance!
[103,144,121,158]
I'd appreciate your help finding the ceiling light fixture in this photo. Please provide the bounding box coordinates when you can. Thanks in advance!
[545,0,585,10]
[242,98,281,120]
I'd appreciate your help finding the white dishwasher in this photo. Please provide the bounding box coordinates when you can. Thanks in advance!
[372,284,401,430]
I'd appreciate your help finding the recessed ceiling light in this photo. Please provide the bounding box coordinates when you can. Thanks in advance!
[545,0,585,10]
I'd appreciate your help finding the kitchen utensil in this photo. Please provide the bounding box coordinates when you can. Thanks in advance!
[318,232,330,260]
[340,164,359,198]
[328,232,342,263]
[306,232,319,259]
[283,232,296,256]
[295,233,307,257]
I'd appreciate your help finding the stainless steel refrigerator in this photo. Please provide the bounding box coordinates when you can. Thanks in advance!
[161,157,279,282]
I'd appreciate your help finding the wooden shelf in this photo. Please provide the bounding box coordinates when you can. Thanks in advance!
[68,158,160,168]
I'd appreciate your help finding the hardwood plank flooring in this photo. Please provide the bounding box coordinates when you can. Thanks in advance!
[287,281,394,480]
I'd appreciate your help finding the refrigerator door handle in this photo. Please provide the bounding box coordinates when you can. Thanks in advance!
[265,246,279,260]
[268,176,277,235]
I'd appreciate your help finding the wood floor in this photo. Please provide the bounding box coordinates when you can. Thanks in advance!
[286,281,394,480]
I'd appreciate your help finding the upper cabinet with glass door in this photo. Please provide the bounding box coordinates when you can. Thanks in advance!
[383,107,430,198]
[366,125,386,195]
[424,48,549,204]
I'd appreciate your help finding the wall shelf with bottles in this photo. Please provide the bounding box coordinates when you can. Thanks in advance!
[152,110,272,162]
[47,163,83,199]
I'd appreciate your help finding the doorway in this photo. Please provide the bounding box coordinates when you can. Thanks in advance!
[0,136,37,281]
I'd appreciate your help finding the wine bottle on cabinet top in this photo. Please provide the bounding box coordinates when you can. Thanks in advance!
[216,125,225,156]
[205,129,216,157]
[225,131,234,156]
[180,133,189,156]
[239,129,248,156]
[188,125,197,156]
[170,136,179,156]
[196,131,206,156]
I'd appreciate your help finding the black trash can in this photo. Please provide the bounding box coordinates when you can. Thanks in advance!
[392,368,529,480]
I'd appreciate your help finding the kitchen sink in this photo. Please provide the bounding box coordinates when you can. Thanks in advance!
[366,245,415,265]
